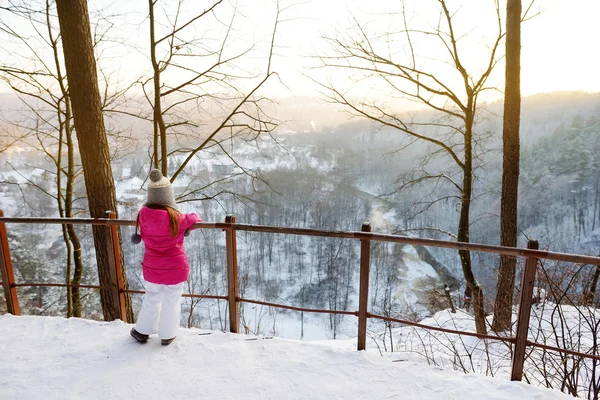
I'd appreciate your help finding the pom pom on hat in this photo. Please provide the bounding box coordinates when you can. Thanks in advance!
[131,232,142,244]
[145,168,177,208]
[148,169,172,189]
[149,169,162,182]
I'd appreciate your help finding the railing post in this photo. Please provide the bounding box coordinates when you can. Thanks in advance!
[357,223,371,350]
[0,210,20,315]
[225,215,239,333]
[511,239,539,381]
[108,212,127,322]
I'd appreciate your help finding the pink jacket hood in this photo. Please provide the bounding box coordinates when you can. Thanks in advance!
[138,207,201,285]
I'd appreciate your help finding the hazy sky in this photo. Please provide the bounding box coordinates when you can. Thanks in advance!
[518,0,600,95]
[1,0,598,101]
[270,0,600,99]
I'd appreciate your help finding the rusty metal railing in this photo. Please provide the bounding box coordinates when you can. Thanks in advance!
[1,211,600,382]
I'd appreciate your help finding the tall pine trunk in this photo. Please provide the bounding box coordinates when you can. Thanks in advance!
[493,0,522,332]
[55,0,133,322]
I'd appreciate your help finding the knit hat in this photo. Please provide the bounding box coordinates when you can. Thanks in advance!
[145,169,177,209]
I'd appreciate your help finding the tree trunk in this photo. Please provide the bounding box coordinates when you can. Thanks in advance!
[149,0,169,176]
[56,169,74,317]
[593,174,599,231]
[584,264,600,306]
[55,109,73,317]
[493,0,522,333]
[55,0,133,322]
[64,104,84,317]
[49,2,84,318]
[459,109,487,335]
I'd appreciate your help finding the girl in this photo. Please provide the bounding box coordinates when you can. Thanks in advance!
[130,169,201,346]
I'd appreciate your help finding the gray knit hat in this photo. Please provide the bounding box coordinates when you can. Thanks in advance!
[145,169,177,209]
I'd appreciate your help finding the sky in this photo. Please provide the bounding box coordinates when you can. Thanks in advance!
[0,0,599,102]
[270,0,600,99]
[518,0,600,95]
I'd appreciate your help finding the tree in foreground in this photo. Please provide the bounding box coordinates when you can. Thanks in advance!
[492,0,522,332]
[0,0,134,318]
[55,0,133,321]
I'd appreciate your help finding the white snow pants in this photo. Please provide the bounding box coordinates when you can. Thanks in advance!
[135,281,184,340]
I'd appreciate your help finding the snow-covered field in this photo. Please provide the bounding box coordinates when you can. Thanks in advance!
[0,314,571,400]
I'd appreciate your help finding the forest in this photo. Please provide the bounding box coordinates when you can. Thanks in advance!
[3,91,600,338]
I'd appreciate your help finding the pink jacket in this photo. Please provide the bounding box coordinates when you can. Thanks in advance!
[138,207,201,285]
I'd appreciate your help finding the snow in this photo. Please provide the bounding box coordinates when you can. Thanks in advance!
[402,245,438,283]
[0,314,571,400]
[368,303,600,398]
[116,176,144,193]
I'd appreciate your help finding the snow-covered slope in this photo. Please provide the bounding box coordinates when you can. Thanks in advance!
[0,315,570,400]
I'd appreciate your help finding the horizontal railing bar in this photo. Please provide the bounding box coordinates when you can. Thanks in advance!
[183,293,227,300]
[231,223,600,265]
[13,283,109,290]
[0,217,135,226]
[233,224,356,239]
[2,217,598,265]
[5,215,600,367]
[12,284,228,301]
[368,312,516,344]
[8,278,600,363]
[238,297,358,316]
[124,289,227,301]
[0,217,228,230]
[526,340,600,362]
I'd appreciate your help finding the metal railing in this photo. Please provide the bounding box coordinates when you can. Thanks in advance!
[1,210,600,382]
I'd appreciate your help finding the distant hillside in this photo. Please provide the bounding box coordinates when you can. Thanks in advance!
[1,90,598,140]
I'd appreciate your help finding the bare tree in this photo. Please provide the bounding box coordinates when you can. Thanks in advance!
[318,0,506,334]
[0,0,85,313]
[0,0,135,318]
[138,0,291,205]
[55,0,133,321]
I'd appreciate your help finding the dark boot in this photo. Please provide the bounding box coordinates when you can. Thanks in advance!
[130,328,149,343]
[161,337,176,346]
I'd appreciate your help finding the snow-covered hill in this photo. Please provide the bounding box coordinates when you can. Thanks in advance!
[0,314,571,400]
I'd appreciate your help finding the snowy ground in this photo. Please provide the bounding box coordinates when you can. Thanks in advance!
[0,315,571,400]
